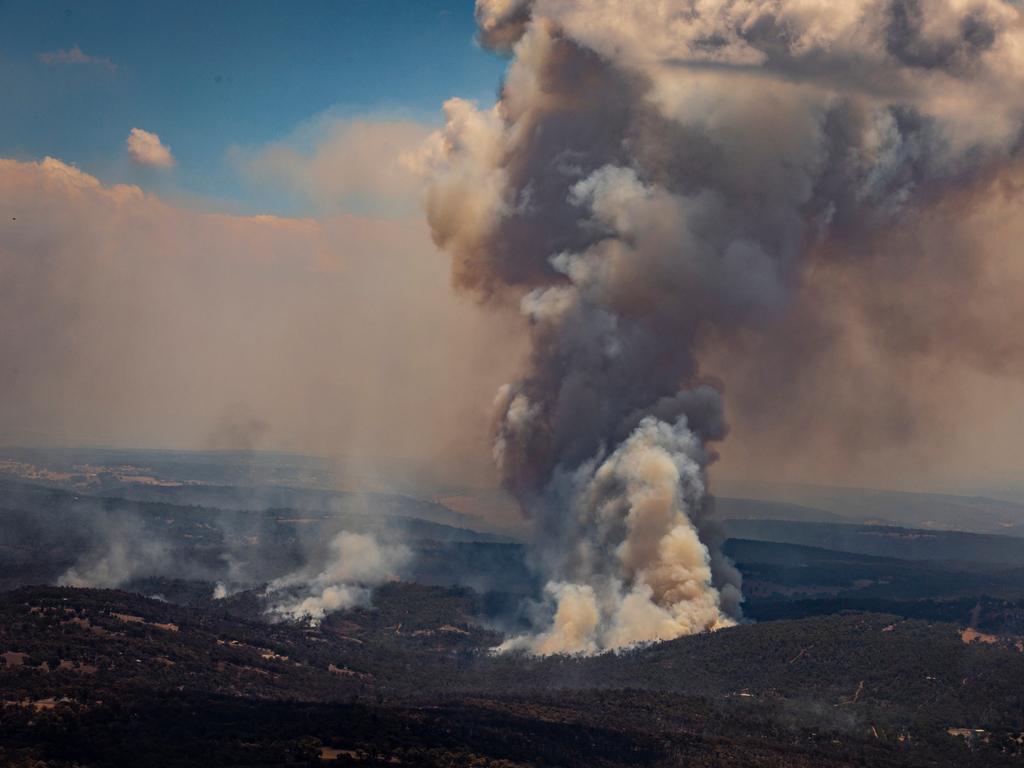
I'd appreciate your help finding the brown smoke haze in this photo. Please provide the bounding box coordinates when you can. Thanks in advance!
[710,161,1024,491]
[0,156,526,486]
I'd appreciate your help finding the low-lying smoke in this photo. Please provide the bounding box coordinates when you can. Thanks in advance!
[59,512,174,589]
[11,481,413,620]
[421,0,1024,654]
[264,532,410,624]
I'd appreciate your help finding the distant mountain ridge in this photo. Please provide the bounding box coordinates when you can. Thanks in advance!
[724,518,1024,565]
[715,483,1024,536]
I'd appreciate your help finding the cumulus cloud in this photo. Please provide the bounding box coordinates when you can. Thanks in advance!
[126,128,175,168]
[38,45,116,71]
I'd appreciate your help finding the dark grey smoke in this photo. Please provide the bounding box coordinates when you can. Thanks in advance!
[421,0,1024,653]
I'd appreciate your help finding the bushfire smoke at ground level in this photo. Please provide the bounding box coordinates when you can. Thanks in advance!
[0,157,528,490]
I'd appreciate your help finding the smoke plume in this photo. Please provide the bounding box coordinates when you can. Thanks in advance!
[59,512,173,589]
[421,0,1024,653]
[265,532,409,625]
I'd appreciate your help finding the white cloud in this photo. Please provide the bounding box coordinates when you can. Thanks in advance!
[126,128,175,168]
[38,45,116,71]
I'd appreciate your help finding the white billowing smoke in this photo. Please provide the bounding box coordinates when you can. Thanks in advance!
[265,532,409,625]
[421,0,1024,654]
[59,514,172,589]
[501,415,739,654]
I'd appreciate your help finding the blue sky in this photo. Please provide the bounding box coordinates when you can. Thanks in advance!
[0,0,505,211]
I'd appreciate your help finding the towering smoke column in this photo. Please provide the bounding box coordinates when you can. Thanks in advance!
[421,0,1024,654]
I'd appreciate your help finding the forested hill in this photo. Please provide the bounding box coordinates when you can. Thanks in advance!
[2,584,1023,767]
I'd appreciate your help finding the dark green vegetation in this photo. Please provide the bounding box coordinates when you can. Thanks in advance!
[2,584,1024,767]
[3,452,1024,766]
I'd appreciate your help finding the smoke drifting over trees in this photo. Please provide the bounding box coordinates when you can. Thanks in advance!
[265,532,410,624]
[420,0,1024,653]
